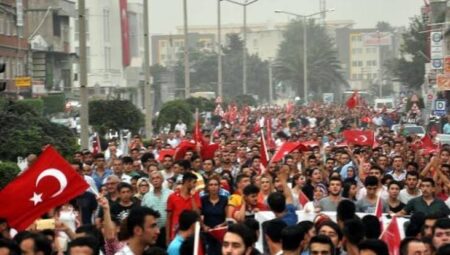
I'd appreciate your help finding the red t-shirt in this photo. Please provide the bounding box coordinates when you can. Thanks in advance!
[166,191,201,240]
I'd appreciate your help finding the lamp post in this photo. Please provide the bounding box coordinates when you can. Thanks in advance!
[224,0,259,95]
[183,0,190,98]
[275,9,334,104]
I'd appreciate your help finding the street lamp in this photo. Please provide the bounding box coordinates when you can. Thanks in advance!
[217,0,223,98]
[224,0,259,95]
[275,9,335,104]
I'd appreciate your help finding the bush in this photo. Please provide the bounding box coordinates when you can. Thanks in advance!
[0,101,78,161]
[16,99,44,116]
[43,93,65,115]
[0,162,21,189]
[157,100,193,131]
[234,94,257,107]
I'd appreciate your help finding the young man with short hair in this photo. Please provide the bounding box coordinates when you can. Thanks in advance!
[167,210,200,255]
[432,218,450,250]
[68,236,99,255]
[358,239,389,255]
[319,177,344,212]
[227,174,251,220]
[309,235,334,255]
[115,206,161,254]
[280,225,306,255]
[399,171,422,204]
[398,178,450,216]
[166,172,201,243]
[233,184,266,222]
[356,176,389,213]
[263,219,287,255]
[222,223,255,255]
[399,237,428,255]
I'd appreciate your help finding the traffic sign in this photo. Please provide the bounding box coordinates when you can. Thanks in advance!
[15,76,31,87]
[435,99,447,111]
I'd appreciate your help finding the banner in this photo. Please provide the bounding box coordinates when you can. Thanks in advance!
[119,0,130,66]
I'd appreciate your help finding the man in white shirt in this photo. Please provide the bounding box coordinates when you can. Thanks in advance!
[174,120,187,137]
[399,171,422,204]
[387,155,407,182]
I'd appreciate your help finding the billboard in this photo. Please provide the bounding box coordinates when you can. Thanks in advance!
[437,74,450,91]
[362,32,392,46]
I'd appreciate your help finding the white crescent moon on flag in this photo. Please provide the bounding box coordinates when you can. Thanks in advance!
[35,168,68,198]
[358,135,368,143]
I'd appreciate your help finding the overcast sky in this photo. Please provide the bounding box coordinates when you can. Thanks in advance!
[147,0,423,34]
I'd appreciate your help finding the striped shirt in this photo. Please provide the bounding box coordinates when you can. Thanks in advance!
[141,188,173,227]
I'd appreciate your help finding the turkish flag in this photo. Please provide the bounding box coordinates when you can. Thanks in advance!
[0,146,89,231]
[201,143,220,160]
[208,226,228,242]
[380,216,401,255]
[299,191,310,207]
[346,91,359,109]
[193,116,206,147]
[158,149,175,162]
[342,130,374,146]
[174,140,197,161]
[271,142,308,163]
[260,130,269,167]
[374,195,384,233]
[265,117,276,150]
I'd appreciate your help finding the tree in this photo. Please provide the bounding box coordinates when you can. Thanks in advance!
[274,19,347,98]
[89,99,144,135]
[385,16,427,90]
[174,34,270,101]
[0,99,78,161]
[156,100,193,132]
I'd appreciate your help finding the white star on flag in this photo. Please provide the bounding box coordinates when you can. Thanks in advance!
[30,192,43,206]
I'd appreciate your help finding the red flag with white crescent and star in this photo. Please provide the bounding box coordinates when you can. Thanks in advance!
[380,216,401,255]
[271,142,308,163]
[342,130,374,146]
[0,146,89,231]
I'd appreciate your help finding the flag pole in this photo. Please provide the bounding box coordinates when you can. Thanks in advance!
[193,221,201,255]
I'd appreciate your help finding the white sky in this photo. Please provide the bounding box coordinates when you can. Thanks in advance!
[148,0,424,34]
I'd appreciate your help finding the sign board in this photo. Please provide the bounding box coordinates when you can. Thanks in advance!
[362,32,392,46]
[445,56,450,74]
[431,32,443,70]
[435,99,447,111]
[437,74,450,91]
[322,93,334,104]
[15,76,31,87]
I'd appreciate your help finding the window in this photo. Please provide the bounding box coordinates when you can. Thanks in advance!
[358,61,363,67]
[352,74,357,79]
[161,41,166,48]
[366,60,372,66]
[0,13,4,34]
[352,49,357,54]
[373,73,377,79]
[352,61,358,67]
[358,73,363,79]
[367,73,371,79]
[103,9,110,42]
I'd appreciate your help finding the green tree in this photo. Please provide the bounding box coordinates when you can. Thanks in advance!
[0,162,20,189]
[0,100,78,161]
[156,100,193,131]
[89,99,144,135]
[385,16,427,90]
[174,34,269,101]
[275,19,347,98]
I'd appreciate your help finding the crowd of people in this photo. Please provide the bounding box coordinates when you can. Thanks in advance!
[1,103,450,255]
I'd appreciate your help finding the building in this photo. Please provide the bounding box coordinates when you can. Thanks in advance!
[335,27,403,94]
[71,0,126,99]
[0,0,28,94]
[26,0,76,94]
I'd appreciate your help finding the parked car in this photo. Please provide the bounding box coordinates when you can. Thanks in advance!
[391,124,426,138]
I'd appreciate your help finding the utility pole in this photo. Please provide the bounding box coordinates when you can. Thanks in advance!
[303,16,308,104]
[183,0,190,98]
[143,0,152,138]
[377,31,382,98]
[217,0,223,98]
[268,59,273,105]
[78,0,89,150]
[243,4,247,95]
